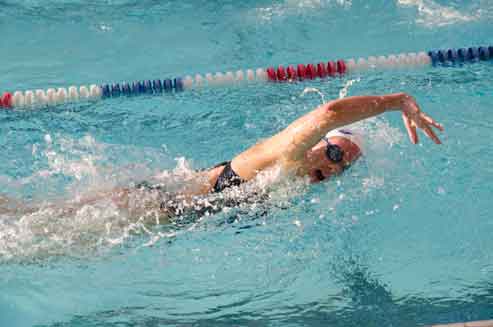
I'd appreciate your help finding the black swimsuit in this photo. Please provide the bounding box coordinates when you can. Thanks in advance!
[212,161,245,193]
[134,161,246,220]
[136,161,245,194]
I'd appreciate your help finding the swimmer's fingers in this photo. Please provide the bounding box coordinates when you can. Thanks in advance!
[402,112,418,144]
[422,124,442,144]
[421,113,444,131]
[416,111,443,143]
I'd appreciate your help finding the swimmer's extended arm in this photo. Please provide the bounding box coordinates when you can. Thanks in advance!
[228,92,443,180]
[281,92,444,161]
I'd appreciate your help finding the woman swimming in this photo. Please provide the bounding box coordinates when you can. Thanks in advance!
[0,92,443,223]
[118,92,442,220]
[184,92,442,191]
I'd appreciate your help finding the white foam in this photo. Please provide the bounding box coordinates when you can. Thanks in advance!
[254,0,352,22]
[398,0,480,27]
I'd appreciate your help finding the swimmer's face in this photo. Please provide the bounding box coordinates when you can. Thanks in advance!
[304,136,361,183]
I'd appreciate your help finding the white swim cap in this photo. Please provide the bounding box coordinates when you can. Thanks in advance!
[325,128,364,150]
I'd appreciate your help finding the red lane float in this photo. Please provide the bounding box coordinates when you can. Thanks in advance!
[337,60,346,74]
[266,67,277,81]
[317,63,327,78]
[297,64,306,81]
[277,66,287,81]
[327,61,336,76]
[1,92,12,109]
[305,64,316,79]
[264,59,347,84]
[287,65,297,80]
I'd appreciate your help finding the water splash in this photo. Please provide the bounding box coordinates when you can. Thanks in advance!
[0,133,309,263]
[339,78,360,99]
[300,87,326,103]
[300,78,359,105]
[254,0,352,22]
[398,0,481,27]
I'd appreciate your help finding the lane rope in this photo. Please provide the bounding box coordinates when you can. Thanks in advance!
[1,45,491,109]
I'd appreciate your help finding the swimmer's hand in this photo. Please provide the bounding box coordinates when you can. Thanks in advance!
[398,94,444,144]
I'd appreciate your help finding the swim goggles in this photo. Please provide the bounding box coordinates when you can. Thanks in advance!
[323,137,344,163]
[312,139,346,182]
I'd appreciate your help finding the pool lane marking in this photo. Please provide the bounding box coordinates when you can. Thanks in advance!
[2,45,491,109]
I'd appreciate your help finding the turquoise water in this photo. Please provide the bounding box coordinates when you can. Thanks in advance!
[1,1,493,326]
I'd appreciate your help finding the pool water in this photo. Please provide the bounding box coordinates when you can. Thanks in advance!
[1,1,493,326]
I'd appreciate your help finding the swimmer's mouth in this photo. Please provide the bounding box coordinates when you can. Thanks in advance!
[313,169,326,182]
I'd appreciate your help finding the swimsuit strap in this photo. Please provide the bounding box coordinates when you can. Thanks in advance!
[213,161,245,193]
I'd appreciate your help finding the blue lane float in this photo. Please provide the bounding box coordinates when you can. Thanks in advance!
[1,45,492,109]
[428,45,492,65]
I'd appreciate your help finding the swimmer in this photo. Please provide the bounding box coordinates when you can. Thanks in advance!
[192,92,443,191]
[0,93,443,223]
[106,92,443,221]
